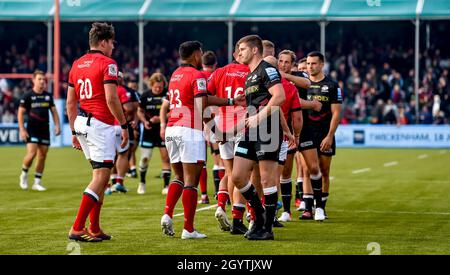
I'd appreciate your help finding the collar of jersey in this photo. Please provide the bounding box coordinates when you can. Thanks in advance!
[180,63,196,68]
[87,49,106,56]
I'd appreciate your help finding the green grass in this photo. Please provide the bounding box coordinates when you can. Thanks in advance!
[1,147,449,254]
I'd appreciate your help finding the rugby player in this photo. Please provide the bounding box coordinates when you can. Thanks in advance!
[262,40,275,58]
[18,70,61,191]
[66,22,128,242]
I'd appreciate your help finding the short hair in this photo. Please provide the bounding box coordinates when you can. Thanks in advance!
[33,70,45,79]
[278,50,296,63]
[238,35,263,55]
[307,51,325,63]
[262,40,275,49]
[148,72,167,88]
[89,22,115,47]
[299,57,307,64]
[202,51,217,66]
[179,41,203,60]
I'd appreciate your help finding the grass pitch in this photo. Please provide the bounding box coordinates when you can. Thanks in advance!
[0,147,449,255]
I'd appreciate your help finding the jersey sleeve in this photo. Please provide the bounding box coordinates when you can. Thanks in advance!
[102,59,118,85]
[330,82,343,104]
[49,94,55,107]
[262,65,282,90]
[117,86,130,104]
[19,93,29,109]
[68,66,75,88]
[193,71,208,98]
[139,93,146,109]
[290,86,302,112]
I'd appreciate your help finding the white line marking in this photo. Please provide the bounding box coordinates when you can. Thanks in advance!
[173,204,217,217]
[418,154,429,159]
[352,168,371,174]
[384,161,398,167]
[332,209,450,216]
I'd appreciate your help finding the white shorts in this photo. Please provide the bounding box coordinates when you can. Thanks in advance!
[114,125,130,154]
[278,140,289,164]
[165,126,206,163]
[218,134,243,160]
[74,116,116,163]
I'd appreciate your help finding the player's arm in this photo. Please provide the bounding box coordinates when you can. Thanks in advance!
[291,110,302,148]
[50,106,61,136]
[137,106,151,130]
[105,83,128,148]
[17,106,28,141]
[320,103,341,152]
[194,95,207,129]
[282,72,311,89]
[66,86,82,150]
[159,99,169,140]
[300,98,322,112]
[247,83,285,128]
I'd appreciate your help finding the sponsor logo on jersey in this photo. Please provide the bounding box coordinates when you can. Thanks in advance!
[108,64,118,77]
[226,71,248,78]
[197,78,207,91]
[245,85,259,96]
[265,67,279,81]
[308,95,329,102]
[78,60,93,68]
[321,85,329,93]
[256,150,265,157]
[171,74,183,82]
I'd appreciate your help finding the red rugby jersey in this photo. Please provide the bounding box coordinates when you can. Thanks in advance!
[281,78,302,121]
[167,64,207,129]
[68,50,118,125]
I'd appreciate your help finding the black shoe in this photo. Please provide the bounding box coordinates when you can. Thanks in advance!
[230,219,248,235]
[247,228,274,241]
[244,220,263,239]
[273,218,284,228]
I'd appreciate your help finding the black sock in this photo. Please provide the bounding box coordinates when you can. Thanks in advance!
[280,179,292,213]
[296,179,303,200]
[140,168,147,184]
[22,167,29,173]
[303,194,314,212]
[240,184,265,226]
[35,173,42,180]
[311,174,323,209]
[322,192,329,210]
[162,169,171,188]
[264,192,279,233]
[212,168,220,194]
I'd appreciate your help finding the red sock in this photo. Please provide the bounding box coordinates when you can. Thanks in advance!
[164,180,184,218]
[232,205,245,220]
[182,187,198,232]
[89,201,103,233]
[261,196,265,205]
[218,169,225,181]
[217,189,229,210]
[116,177,123,185]
[199,166,207,194]
[73,194,98,231]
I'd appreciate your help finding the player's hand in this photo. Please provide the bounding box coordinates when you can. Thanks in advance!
[54,125,61,136]
[143,121,152,130]
[72,135,82,150]
[279,71,287,79]
[287,133,296,150]
[150,116,159,124]
[234,94,246,107]
[19,128,29,141]
[320,135,333,153]
[129,121,137,130]
[120,128,129,149]
[245,115,258,128]
[312,100,322,112]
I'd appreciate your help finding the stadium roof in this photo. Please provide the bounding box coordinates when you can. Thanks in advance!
[0,0,449,21]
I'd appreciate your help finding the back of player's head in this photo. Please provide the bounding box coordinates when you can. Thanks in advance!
[148,72,167,87]
[262,40,275,49]
[89,22,115,47]
[202,51,217,66]
[238,35,263,55]
[179,41,203,60]
[307,51,325,63]
[299,57,307,64]
[33,70,45,79]
[263,56,278,67]
[278,50,296,63]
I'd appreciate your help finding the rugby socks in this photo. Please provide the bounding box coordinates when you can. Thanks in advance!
[218,167,225,181]
[217,189,229,211]
[322,192,329,210]
[21,165,29,177]
[73,188,99,231]
[212,165,221,195]
[110,173,117,185]
[89,201,103,233]
[311,173,323,209]
[303,194,314,212]
[280,178,292,213]
[164,179,184,218]
[199,165,207,195]
[139,161,148,185]
[34,173,42,185]
[129,166,137,177]
[247,202,256,221]
[116,176,124,186]
[296,177,303,201]
[263,187,278,233]
[232,203,246,221]
[162,169,171,188]
[182,186,198,232]
[239,183,265,227]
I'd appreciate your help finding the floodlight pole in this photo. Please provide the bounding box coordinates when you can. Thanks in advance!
[320,20,327,56]
[227,21,234,63]
[47,20,53,94]
[138,20,146,94]
[415,16,420,124]
[53,0,60,99]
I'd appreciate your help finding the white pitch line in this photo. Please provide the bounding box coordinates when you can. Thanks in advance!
[352,168,371,174]
[332,209,450,216]
[383,161,398,167]
[418,154,429,159]
[173,204,217,217]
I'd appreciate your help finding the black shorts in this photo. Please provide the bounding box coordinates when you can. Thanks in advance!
[234,128,282,162]
[26,127,50,146]
[298,124,336,156]
[141,127,165,148]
